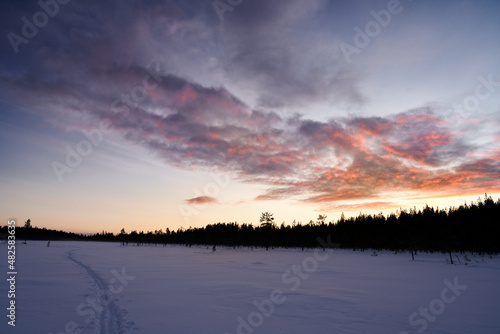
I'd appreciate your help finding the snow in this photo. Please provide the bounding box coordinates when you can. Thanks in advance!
[1,241,499,334]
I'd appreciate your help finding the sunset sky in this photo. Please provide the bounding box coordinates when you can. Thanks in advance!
[1,0,499,234]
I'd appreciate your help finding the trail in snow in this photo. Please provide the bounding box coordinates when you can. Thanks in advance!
[68,250,130,334]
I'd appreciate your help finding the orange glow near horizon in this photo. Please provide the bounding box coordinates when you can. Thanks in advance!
[7,191,499,236]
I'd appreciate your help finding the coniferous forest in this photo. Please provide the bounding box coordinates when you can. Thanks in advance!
[2,195,499,254]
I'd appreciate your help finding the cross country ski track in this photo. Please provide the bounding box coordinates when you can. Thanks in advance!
[68,250,130,334]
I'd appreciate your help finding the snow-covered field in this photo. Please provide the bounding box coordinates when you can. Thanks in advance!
[1,240,499,334]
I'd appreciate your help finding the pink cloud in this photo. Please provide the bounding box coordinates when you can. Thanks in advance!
[6,62,500,208]
[185,196,218,205]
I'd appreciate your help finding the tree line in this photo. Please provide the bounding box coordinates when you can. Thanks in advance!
[2,194,499,254]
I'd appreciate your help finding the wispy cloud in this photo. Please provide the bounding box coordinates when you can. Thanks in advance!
[185,196,218,205]
[8,64,498,205]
